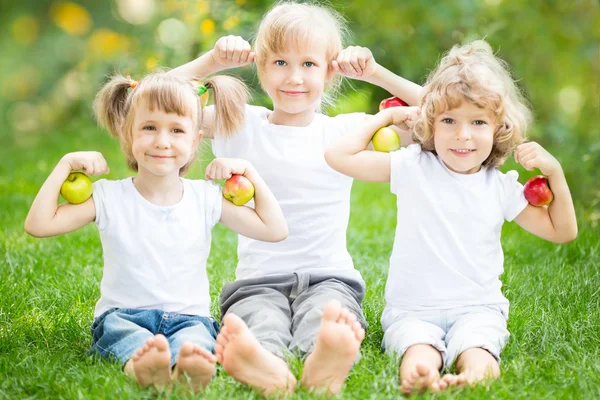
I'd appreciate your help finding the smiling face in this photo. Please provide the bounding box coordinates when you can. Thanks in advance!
[130,99,198,178]
[259,39,331,123]
[433,100,497,174]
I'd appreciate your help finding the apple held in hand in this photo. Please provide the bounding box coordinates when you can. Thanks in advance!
[61,172,93,204]
[379,96,408,111]
[524,175,554,207]
[223,174,255,206]
[372,126,401,152]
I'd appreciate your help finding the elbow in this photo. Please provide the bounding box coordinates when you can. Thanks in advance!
[24,219,42,238]
[554,226,578,244]
[324,148,337,169]
[269,224,288,243]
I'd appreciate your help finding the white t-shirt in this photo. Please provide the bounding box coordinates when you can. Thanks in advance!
[212,105,365,280]
[92,177,222,318]
[386,144,528,316]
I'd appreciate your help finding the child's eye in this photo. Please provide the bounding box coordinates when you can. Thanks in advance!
[143,125,156,131]
[473,120,487,126]
[303,61,314,67]
[172,128,185,134]
[275,60,286,66]
[442,118,454,124]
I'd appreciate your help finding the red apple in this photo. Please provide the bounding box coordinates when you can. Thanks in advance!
[524,175,554,207]
[372,126,401,152]
[223,174,255,206]
[379,96,408,111]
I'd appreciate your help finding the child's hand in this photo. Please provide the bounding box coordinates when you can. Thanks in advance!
[211,36,255,68]
[385,106,420,129]
[514,142,562,176]
[61,152,110,176]
[332,46,378,79]
[205,158,252,180]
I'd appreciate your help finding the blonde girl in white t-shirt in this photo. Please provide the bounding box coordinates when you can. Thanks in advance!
[325,40,577,394]
[24,72,287,392]
[168,1,425,396]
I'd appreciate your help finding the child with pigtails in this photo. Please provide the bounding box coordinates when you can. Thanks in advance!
[25,72,287,391]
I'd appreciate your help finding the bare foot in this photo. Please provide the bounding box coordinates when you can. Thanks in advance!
[173,342,217,391]
[300,300,365,395]
[400,363,447,395]
[126,334,172,388]
[215,313,296,396]
[453,348,500,387]
[440,373,466,389]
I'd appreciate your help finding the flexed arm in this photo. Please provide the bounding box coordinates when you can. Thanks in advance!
[206,158,288,242]
[24,152,109,238]
[333,46,423,106]
[513,142,577,244]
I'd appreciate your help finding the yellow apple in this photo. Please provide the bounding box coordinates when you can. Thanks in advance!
[372,126,401,152]
[223,175,255,206]
[61,172,93,204]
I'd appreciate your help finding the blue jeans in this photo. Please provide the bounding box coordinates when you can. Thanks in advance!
[90,308,219,368]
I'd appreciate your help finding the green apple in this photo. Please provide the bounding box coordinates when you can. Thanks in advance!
[223,174,255,206]
[372,126,401,152]
[61,172,93,204]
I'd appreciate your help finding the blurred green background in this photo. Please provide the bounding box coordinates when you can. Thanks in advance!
[1,0,598,211]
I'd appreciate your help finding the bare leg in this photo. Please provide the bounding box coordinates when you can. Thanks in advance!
[300,300,365,395]
[215,313,296,396]
[399,344,448,395]
[173,342,216,391]
[124,334,171,388]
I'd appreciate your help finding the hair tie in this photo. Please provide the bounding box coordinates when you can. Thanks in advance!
[126,75,138,89]
[197,84,208,96]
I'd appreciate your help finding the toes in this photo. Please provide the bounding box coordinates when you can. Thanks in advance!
[321,300,342,322]
[154,334,169,351]
[222,313,246,334]
[219,325,232,341]
[216,333,229,347]
[179,342,194,358]
[196,346,217,362]
[415,363,430,377]
[338,307,350,324]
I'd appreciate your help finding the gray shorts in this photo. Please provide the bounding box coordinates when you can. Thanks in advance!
[381,304,509,370]
[220,272,367,361]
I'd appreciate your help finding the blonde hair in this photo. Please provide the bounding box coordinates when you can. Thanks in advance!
[94,72,248,175]
[413,40,532,168]
[253,1,349,106]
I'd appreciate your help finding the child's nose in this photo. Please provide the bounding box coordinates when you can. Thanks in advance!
[287,68,304,85]
[154,131,170,148]
[455,124,471,140]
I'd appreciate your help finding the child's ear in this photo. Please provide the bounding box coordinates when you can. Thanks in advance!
[197,129,204,142]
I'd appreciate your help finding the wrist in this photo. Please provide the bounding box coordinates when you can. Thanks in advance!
[363,63,383,84]
[206,51,224,74]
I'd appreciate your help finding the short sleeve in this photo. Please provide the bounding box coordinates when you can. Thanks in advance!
[390,144,422,195]
[500,170,528,221]
[203,181,223,228]
[330,112,367,138]
[92,179,110,231]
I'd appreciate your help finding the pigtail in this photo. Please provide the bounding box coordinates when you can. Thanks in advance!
[203,75,248,138]
[93,74,136,138]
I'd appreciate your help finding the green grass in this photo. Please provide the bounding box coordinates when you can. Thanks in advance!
[1,124,599,399]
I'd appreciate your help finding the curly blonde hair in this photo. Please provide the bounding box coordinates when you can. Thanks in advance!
[413,40,532,168]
